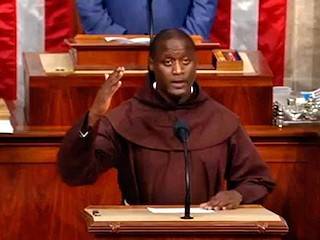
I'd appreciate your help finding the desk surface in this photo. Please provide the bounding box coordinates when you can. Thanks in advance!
[25,51,273,79]
[83,205,288,235]
[2,99,320,141]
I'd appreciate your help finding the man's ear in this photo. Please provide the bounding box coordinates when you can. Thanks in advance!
[148,58,154,71]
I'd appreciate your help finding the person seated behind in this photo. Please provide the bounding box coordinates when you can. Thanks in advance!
[76,0,218,40]
[58,28,275,210]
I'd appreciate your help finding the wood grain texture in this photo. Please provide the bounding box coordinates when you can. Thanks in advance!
[88,237,282,240]
[67,34,217,70]
[0,125,319,240]
[24,51,273,126]
[82,205,287,237]
[0,165,121,240]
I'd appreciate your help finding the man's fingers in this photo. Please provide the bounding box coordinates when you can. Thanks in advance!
[213,201,233,211]
[89,68,124,120]
[200,197,221,210]
[200,203,213,210]
[101,67,124,95]
[200,201,232,211]
[201,190,242,211]
[107,67,125,85]
[109,81,122,97]
[223,203,235,210]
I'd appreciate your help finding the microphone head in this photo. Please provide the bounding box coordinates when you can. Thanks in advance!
[174,119,190,143]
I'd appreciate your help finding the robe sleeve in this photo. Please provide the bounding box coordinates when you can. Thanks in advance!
[227,125,276,203]
[77,0,127,34]
[182,0,218,40]
[57,114,121,186]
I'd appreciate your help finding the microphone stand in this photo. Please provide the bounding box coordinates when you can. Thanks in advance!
[148,0,154,41]
[174,120,193,219]
[181,140,193,219]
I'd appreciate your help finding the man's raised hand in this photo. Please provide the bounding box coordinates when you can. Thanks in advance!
[89,67,125,126]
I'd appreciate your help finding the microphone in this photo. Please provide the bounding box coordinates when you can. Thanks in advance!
[174,119,190,143]
[147,0,154,41]
[174,120,193,219]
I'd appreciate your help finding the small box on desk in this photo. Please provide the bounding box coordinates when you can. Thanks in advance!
[212,49,243,71]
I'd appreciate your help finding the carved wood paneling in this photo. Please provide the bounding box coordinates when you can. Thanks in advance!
[0,126,319,240]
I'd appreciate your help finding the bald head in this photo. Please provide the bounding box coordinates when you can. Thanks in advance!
[148,28,197,103]
[149,29,196,60]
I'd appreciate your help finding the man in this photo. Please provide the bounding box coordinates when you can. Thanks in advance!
[58,29,275,210]
[77,0,218,40]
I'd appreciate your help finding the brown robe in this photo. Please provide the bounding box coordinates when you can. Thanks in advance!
[58,81,275,205]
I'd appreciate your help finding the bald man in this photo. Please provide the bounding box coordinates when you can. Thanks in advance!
[58,29,275,210]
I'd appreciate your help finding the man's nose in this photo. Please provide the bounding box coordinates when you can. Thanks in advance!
[172,61,183,74]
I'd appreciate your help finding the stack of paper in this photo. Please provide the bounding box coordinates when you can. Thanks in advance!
[105,36,150,44]
[0,99,13,133]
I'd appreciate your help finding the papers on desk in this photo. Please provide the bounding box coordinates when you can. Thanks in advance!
[0,99,13,134]
[147,207,214,214]
[0,120,14,134]
[105,37,150,44]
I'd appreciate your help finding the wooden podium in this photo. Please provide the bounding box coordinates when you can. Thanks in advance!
[82,205,288,239]
[0,119,319,240]
[24,52,273,126]
[65,34,220,70]
[1,98,319,240]
[23,34,274,126]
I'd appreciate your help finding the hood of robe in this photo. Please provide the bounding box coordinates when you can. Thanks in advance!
[106,79,239,150]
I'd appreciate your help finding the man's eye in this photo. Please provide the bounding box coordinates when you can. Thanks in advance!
[182,58,191,65]
[163,59,172,66]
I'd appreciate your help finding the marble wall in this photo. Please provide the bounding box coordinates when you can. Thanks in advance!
[285,0,320,90]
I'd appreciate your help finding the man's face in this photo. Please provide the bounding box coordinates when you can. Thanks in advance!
[149,38,197,100]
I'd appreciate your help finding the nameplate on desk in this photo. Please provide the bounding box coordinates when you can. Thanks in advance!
[39,53,74,75]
